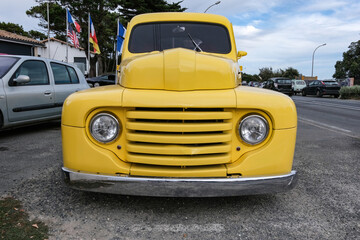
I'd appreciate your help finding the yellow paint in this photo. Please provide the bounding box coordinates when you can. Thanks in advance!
[62,12,297,179]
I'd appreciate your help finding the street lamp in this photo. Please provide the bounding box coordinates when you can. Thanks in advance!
[204,1,221,13]
[311,43,326,77]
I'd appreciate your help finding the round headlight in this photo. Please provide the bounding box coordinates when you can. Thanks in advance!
[239,115,269,145]
[90,113,120,143]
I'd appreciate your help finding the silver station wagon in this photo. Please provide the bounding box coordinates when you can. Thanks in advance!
[0,55,89,129]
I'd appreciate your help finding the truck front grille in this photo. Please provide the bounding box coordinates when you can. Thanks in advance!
[125,108,233,166]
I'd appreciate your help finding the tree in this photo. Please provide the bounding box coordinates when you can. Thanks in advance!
[258,67,273,81]
[0,22,28,36]
[333,40,360,84]
[242,73,261,83]
[283,67,299,79]
[119,0,186,24]
[0,22,47,40]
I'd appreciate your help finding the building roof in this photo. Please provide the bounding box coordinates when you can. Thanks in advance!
[0,30,44,46]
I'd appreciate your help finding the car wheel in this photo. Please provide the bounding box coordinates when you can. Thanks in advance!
[0,111,3,129]
[302,90,306,96]
[316,90,322,97]
[334,94,339,98]
[94,82,100,87]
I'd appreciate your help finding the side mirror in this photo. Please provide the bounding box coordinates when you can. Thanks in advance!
[237,51,247,59]
[13,75,30,84]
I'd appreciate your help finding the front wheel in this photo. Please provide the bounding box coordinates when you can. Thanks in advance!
[334,94,339,98]
[316,90,322,97]
[302,90,306,96]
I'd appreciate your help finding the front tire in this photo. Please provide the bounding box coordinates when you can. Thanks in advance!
[316,90,322,97]
[302,90,306,96]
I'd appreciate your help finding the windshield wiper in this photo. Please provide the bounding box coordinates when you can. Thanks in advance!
[187,33,202,52]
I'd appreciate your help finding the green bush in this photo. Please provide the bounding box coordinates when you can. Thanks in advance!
[340,86,360,99]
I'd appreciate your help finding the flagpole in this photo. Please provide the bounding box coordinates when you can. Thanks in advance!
[88,13,90,77]
[115,18,119,84]
[66,8,68,63]
[47,1,50,59]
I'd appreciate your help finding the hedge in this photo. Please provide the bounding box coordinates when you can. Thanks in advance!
[340,86,360,99]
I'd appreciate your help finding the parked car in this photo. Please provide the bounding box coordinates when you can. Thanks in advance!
[264,77,293,96]
[86,74,116,87]
[291,80,306,94]
[62,12,297,197]
[301,80,340,98]
[252,82,260,87]
[0,55,89,130]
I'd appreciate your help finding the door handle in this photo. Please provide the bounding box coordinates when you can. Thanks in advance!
[44,90,52,95]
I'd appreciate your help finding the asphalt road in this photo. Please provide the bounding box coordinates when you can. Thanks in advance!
[292,95,360,138]
[0,96,359,239]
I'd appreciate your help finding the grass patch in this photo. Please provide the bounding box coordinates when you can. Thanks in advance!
[340,85,360,99]
[0,197,48,240]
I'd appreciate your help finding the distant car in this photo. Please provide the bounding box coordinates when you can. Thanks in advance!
[86,74,115,87]
[301,80,340,98]
[0,55,89,130]
[292,80,306,94]
[252,82,260,87]
[264,77,293,96]
[241,81,248,86]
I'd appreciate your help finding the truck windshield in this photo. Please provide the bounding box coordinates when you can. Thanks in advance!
[0,56,19,78]
[129,22,231,54]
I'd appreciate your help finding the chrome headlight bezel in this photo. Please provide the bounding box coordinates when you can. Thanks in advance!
[239,115,269,145]
[89,113,120,143]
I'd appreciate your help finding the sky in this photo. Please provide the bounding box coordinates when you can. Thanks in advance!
[1,0,360,79]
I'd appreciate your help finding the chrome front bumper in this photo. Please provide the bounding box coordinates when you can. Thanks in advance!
[62,167,297,197]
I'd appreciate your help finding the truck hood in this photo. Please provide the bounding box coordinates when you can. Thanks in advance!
[119,48,239,91]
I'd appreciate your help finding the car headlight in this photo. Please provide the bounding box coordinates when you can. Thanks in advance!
[90,113,120,143]
[239,115,269,145]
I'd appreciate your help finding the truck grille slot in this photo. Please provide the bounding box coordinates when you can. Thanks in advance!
[125,108,233,166]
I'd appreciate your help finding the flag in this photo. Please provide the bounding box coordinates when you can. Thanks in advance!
[67,24,80,48]
[116,22,126,54]
[89,15,100,54]
[67,9,81,32]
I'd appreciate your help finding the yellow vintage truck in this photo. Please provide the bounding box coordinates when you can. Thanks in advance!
[62,13,297,197]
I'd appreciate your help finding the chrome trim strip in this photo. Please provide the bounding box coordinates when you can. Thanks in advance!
[62,167,297,197]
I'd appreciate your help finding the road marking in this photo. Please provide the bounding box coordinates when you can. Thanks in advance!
[293,99,360,111]
[129,224,225,233]
[298,117,359,139]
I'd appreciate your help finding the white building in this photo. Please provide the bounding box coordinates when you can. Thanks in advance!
[37,38,96,76]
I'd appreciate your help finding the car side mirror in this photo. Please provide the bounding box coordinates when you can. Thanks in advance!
[13,75,30,84]
[237,51,247,59]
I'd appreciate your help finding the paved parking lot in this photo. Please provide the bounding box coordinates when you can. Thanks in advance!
[0,97,359,239]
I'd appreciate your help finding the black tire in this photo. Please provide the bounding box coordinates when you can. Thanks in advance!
[302,90,306,96]
[0,111,3,129]
[334,94,339,98]
[94,82,100,87]
[316,90,322,97]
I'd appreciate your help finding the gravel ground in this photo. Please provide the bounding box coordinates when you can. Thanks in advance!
[1,120,359,239]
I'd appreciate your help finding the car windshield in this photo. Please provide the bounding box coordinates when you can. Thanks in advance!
[0,56,19,78]
[129,22,231,54]
[296,81,305,85]
[277,79,292,84]
[323,81,338,85]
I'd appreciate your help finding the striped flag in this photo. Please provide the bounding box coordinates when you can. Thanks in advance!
[67,9,81,32]
[116,22,126,54]
[67,24,80,48]
[89,15,100,54]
